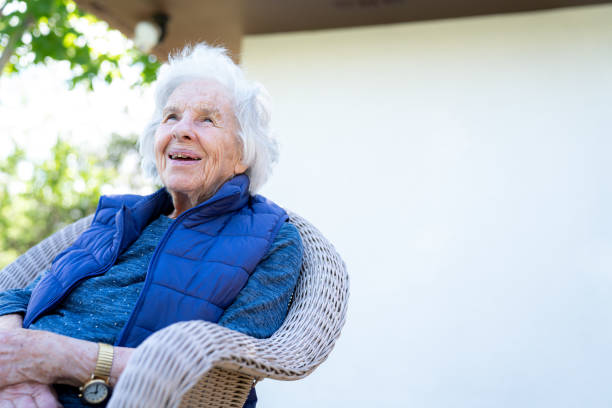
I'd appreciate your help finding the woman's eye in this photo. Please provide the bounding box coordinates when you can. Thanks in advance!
[163,114,177,122]
[202,117,213,124]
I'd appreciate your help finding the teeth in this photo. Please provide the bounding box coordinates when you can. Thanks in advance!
[170,153,199,160]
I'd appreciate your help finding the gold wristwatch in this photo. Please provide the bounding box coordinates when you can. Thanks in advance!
[79,343,114,405]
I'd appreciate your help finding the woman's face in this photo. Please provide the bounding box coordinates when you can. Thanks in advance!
[154,79,247,204]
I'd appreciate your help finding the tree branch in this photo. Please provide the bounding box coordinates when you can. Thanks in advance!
[0,1,9,17]
[0,15,33,75]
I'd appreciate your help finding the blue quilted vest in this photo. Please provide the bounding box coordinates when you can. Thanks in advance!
[22,175,288,348]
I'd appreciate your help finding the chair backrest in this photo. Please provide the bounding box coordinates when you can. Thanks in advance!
[0,214,94,291]
[269,211,350,377]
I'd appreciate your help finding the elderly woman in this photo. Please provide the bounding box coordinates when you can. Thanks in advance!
[0,43,302,408]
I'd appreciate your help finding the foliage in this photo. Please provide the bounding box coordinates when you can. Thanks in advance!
[0,135,142,268]
[0,0,161,88]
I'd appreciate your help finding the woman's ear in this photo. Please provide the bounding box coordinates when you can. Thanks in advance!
[234,161,248,174]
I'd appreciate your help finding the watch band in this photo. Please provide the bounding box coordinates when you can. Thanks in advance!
[94,343,114,382]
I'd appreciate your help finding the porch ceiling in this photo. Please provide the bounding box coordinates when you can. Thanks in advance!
[74,0,611,60]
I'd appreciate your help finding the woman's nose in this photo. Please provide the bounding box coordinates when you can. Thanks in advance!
[171,118,194,140]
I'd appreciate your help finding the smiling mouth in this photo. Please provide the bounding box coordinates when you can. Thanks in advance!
[168,153,202,161]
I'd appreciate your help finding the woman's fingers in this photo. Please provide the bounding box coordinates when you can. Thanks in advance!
[31,384,62,408]
[0,398,16,408]
[0,382,62,408]
[10,395,35,408]
[0,387,35,408]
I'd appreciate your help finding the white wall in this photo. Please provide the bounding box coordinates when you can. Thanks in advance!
[242,5,612,407]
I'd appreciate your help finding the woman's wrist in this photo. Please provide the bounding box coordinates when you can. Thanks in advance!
[51,335,133,387]
[109,346,133,387]
[45,332,97,387]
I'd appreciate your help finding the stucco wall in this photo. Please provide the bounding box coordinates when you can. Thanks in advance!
[242,4,612,407]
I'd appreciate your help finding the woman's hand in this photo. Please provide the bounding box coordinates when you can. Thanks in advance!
[0,328,85,388]
[0,381,62,408]
[0,316,62,407]
[0,325,133,389]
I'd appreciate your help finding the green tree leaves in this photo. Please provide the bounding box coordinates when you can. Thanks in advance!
[0,136,142,268]
[0,0,161,89]
[0,1,161,268]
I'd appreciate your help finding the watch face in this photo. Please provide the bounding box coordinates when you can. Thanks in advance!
[82,379,110,405]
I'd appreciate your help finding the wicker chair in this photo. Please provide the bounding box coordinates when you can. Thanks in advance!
[0,211,349,407]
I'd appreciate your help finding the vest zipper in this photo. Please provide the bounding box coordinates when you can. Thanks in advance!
[114,191,237,346]
[114,213,182,345]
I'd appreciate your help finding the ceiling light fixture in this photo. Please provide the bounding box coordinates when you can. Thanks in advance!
[134,13,169,53]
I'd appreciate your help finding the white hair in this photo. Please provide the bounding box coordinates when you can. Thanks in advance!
[139,43,278,194]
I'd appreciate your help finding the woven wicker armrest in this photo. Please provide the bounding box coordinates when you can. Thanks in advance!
[109,303,343,407]
[108,320,284,407]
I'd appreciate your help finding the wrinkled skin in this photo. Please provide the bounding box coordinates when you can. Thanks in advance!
[0,316,62,407]
[154,79,248,218]
[0,382,61,408]
[0,315,132,407]
[0,328,69,388]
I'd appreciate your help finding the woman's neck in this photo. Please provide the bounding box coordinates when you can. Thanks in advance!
[167,188,217,219]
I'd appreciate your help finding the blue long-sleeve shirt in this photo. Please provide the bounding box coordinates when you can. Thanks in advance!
[0,215,303,406]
